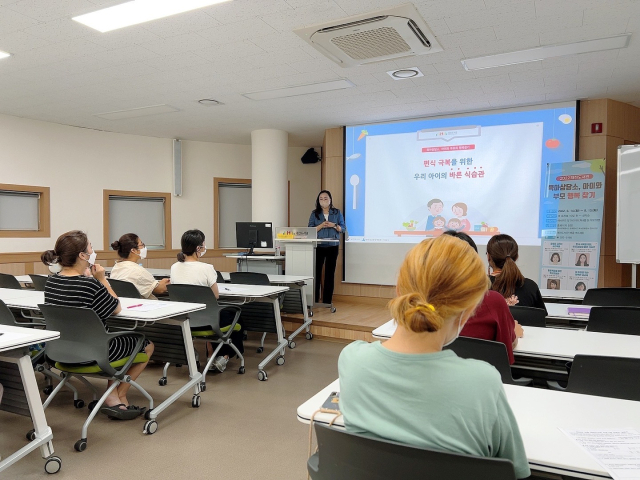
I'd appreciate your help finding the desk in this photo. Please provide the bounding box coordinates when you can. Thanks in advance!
[545,302,592,328]
[297,379,640,479]
[226,255,285,275]
[218,284,289,381]
[541,289,585,304]
[0,325,62,474]
[0,290,207,426]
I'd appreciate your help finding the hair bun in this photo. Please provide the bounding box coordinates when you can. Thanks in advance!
[110,240,120,250]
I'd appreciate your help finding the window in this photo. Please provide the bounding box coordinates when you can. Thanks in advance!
[104,190,171,250]
[0,184,50,238]
[214,178,252,248]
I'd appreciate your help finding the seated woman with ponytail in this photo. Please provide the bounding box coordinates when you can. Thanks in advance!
[41,230,153,419]
[487,234,546,313]
[110,233,170,299]
[338,235,531,479]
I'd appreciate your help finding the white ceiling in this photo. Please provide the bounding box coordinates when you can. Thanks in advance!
[0,0,638,146]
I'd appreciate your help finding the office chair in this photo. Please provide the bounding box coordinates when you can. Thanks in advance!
[39,304,154,451]
[509,306,546,328]
[445,337,532,386]
[167,284,244,391]
[108,278,143,299]
[29,274,48,292]
[548,355,640,402]
[308,423,517,480]
[216,270,226,284]
[587,306,640,336]
[229,271,280,353]
[0,273,22,289]
[583,288,640,307]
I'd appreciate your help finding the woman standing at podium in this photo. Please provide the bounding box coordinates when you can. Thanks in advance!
[308,190,346,304]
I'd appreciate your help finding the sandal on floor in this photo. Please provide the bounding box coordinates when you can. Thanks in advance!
[99,404,141,420]
[126,405,146,416]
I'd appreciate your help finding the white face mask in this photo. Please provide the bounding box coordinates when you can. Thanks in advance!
[137,247,147,260]
[49,262,62,273]
[82,251,97,266]
[443,315,464,347]
[199,246,207,257]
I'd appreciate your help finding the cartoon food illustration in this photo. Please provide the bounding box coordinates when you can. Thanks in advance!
[402,220,418,231]
[357,130,368,141]
[545,138,560,149]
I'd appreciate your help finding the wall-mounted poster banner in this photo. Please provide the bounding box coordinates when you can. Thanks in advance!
[540,159,605,291]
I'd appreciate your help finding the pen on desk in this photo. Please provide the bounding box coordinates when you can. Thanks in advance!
[127,304,143,309]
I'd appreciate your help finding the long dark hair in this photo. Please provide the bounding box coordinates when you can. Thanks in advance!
[314,190,335,219]
[487,234,525,298]
[177,229,205,262]
[41,230,89,267]
[111,233,139,259]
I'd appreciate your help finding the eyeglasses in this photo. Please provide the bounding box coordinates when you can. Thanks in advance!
[137,243,146,248]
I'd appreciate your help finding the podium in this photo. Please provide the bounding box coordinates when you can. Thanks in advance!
[276,227,339,311]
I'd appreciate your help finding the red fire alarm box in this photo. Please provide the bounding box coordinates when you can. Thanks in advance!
[591,123,603,134]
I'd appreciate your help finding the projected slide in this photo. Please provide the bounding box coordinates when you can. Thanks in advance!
[345,105,576,247]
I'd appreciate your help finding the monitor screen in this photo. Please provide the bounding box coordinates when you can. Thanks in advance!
[236,222,273,252]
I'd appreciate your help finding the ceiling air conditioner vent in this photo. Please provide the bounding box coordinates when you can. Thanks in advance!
[294,3,442,68]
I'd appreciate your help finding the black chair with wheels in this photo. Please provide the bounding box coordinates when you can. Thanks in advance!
[308,423,516,480]
[446,337,532,386]
[508,306,546,328]
[167,284,244,391]
[29,274,48,292]
[0,273,22,289]
[108,278,143,299]
[587,306,640,336]
[39,304,154,450]
[548,354,640,402]
[216,270,226,284]
[583,288,640,307]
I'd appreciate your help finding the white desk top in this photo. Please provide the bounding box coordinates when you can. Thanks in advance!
[226,255,285,260]
[297,379,639,479]
[0,287,39,300]
[218,284,289,298]
[0,324,60,353]
[514,326,640,361]
[220,272,312,284]
[540,289,586,300]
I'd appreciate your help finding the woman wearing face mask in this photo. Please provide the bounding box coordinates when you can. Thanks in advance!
[170,229,244,373]
[41,230,154,419]
[338,235,530,479]
[110,233,170,299]
[308,190,346,305]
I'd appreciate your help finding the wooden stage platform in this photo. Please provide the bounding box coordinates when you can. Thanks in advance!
[282,295,390,343]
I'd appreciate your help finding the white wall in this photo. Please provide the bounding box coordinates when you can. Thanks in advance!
[0,113,317,252]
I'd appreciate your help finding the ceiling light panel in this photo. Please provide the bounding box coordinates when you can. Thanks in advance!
[93,104,179,120]
[0,50,11,59]
[462,34,631,71]
[243,79,355,101]
[73,0,232,33]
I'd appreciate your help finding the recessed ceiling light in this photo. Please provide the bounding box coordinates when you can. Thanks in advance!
[462,34,631,71]
[198,99,224,106]
[242,79,355,101]
[93,104,179,120]
[73,0,232,33]
[387,67,424,80]
[0,50,10,60]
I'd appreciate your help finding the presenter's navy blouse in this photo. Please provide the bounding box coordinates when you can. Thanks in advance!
[308,208,346,246]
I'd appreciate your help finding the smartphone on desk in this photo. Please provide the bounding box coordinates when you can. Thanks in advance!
[321,391,340,412]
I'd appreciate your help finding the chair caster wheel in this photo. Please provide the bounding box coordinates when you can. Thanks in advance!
[74,439,87,452]
[305,332,314,340]
[74,399,85,409]
[43,386,53,395]
[192,395,201,408]
[258,370,268,381]
[158,377,167,386]
[44,456,62,474]
[87,400,98,412]
[276,355,285,366]
[309,310,313,317]
[238,366,245,374]
[143,420,158,435]
[331,306,336,313]
[200,382,206,392]
[257,347,263,353]
[26,429,36,441]
[288,341,296,349]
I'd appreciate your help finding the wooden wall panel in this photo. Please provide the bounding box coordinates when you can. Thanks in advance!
[579,99,607,137]
[324,127,343,158]
[0,263,26,275]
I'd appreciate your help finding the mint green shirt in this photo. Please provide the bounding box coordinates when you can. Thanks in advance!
[338,341,531,479]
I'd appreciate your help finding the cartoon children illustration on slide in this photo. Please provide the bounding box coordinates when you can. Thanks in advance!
[432,216,446,230]
[447,218,462,231]
[451,202,470,231]
[425,198,443,230]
